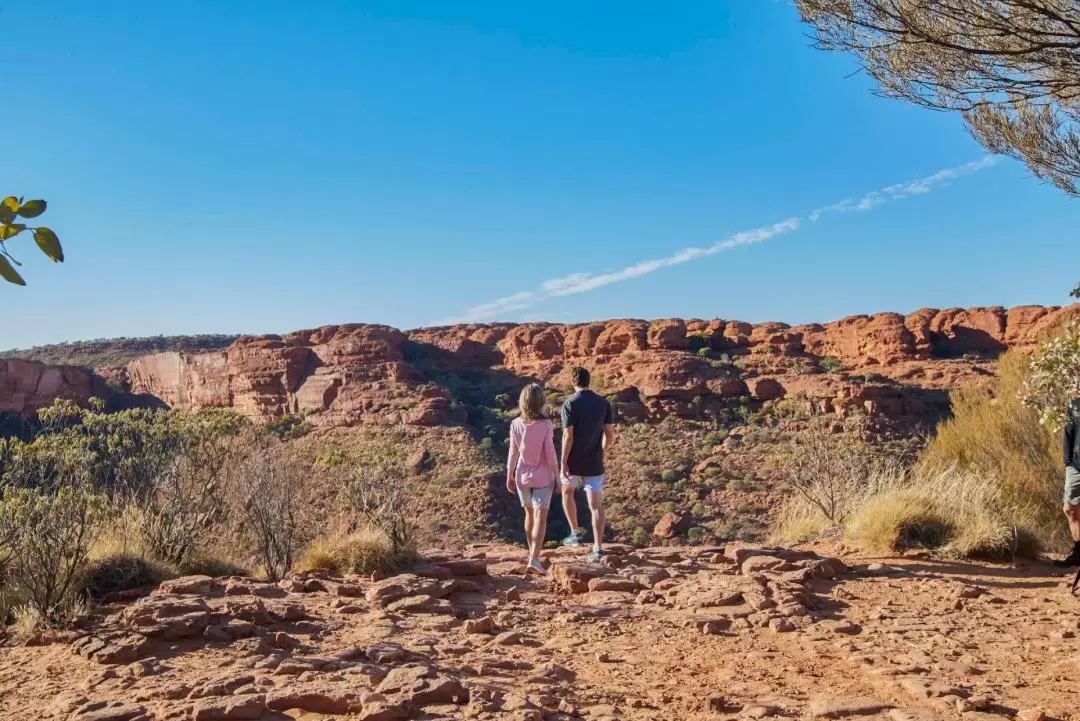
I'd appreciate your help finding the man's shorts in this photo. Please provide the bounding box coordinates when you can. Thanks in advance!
[1066,466,1080,506]
[561,474,605,493]
[517,483,554,510]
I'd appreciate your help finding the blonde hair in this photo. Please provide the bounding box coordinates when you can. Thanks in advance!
[518,383,548,422]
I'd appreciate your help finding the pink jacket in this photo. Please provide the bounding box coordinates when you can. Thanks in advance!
[507,417,557,488]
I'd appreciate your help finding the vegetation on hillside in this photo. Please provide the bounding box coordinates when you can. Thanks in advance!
[0,334,239,369]
[775,339,1072,558]
[0,401,412,633]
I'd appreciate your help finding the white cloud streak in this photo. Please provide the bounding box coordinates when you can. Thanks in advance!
[442,156,997,325]
[542,217,800,297]
[809,156,998,221]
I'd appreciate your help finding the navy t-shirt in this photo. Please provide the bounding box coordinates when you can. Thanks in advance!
[561,389,613,477]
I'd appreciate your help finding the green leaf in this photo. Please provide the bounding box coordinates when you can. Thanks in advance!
[0,197,19,213]
[0,255,25,285]
[0,224,26,240]
[0,206,13,225]
[16,199,46,219]
[33,227,63,262]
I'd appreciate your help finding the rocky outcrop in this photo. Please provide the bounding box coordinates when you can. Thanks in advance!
[127,325,464,428]
[0,358,110,415]
[115,305,1079,427]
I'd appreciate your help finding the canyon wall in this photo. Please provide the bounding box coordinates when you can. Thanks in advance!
[121,304,1078,428]
[0,358,110,415]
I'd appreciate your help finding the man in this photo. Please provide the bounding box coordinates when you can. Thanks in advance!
[1056,396,1080,570]
[559,366,615,562]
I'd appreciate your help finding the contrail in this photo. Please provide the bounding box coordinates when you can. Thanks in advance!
[442,156,998,325]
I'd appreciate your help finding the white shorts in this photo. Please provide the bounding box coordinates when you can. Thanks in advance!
[517,484,554,510]
[561,474,605,493]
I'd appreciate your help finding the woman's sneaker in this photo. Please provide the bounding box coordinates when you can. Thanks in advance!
[588,548,604,563]
[562,529,585,546]
[527,558,547,576]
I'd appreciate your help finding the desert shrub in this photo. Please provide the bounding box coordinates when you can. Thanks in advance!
[297,526,402,576]
[478,437,493,451]
[687,526,707,545]
[76,554,173,600]
[660,501,677,513]
[264,414,310,440]
[1023,319,1080,431]
[691,502,708,518]
[779,416,875,525]
[227,441,311,581]
[345,463,414,558]
[770,494,837,544]
[688,333,712,354]
[9,403,249,567]
[0,482,111,621]
[703,430,728,446]
[845,465,1038,558]
[712,519,738,540]
[180,556,247,577]
[922,349,1066,552]
[660,469,679,483]
[630,526,650,546]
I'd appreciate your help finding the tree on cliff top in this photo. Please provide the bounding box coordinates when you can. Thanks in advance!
[0,196,64,285]
[796,1,1080,196]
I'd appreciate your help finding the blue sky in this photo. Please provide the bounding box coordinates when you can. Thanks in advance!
[3,1,1076,349]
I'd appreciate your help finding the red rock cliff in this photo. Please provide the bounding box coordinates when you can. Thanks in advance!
[122,304,1077,427]
[0,359,110,415]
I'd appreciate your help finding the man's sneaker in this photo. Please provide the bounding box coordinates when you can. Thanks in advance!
[527,558,548,576]
[588,548,604,563]
[1053,547,1080,568]
[562,532,582,547]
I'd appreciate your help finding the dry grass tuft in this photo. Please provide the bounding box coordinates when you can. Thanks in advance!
[844,464,1038,558]
[770,496,838,544]
[297,526,412,577]
[77,554,174,600]
[10,605,42,644]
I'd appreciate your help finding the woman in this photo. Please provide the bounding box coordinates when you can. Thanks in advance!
[506,383,558,575]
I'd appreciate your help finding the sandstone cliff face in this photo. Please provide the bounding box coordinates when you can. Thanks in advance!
[127,325,463,428]
[119,304,1077,428]
[0,359,110,415]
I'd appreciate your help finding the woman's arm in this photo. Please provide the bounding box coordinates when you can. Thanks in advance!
[506,421,519,491]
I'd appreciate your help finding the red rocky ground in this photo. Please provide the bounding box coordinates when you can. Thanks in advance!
[2,543,1076,721]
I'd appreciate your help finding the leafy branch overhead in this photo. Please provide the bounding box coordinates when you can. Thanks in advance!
[796,1,1080,196]
[0,196,64,286]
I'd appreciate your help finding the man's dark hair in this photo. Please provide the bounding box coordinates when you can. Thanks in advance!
[571,367,591,388]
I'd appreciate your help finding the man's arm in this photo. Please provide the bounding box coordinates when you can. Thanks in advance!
[1065,403,1076,468]
[602,399,615,450]
[561,426,574,476]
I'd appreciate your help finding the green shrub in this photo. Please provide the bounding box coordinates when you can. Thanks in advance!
[818,356,842,373]
[660,469,679,483]
[687,527,707,544]
[631,526,650,546]
[661,501,677,513]
[691,502,708,518]
[688,333,712,354]
[0,483,111,622]
[478,437,493,451]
